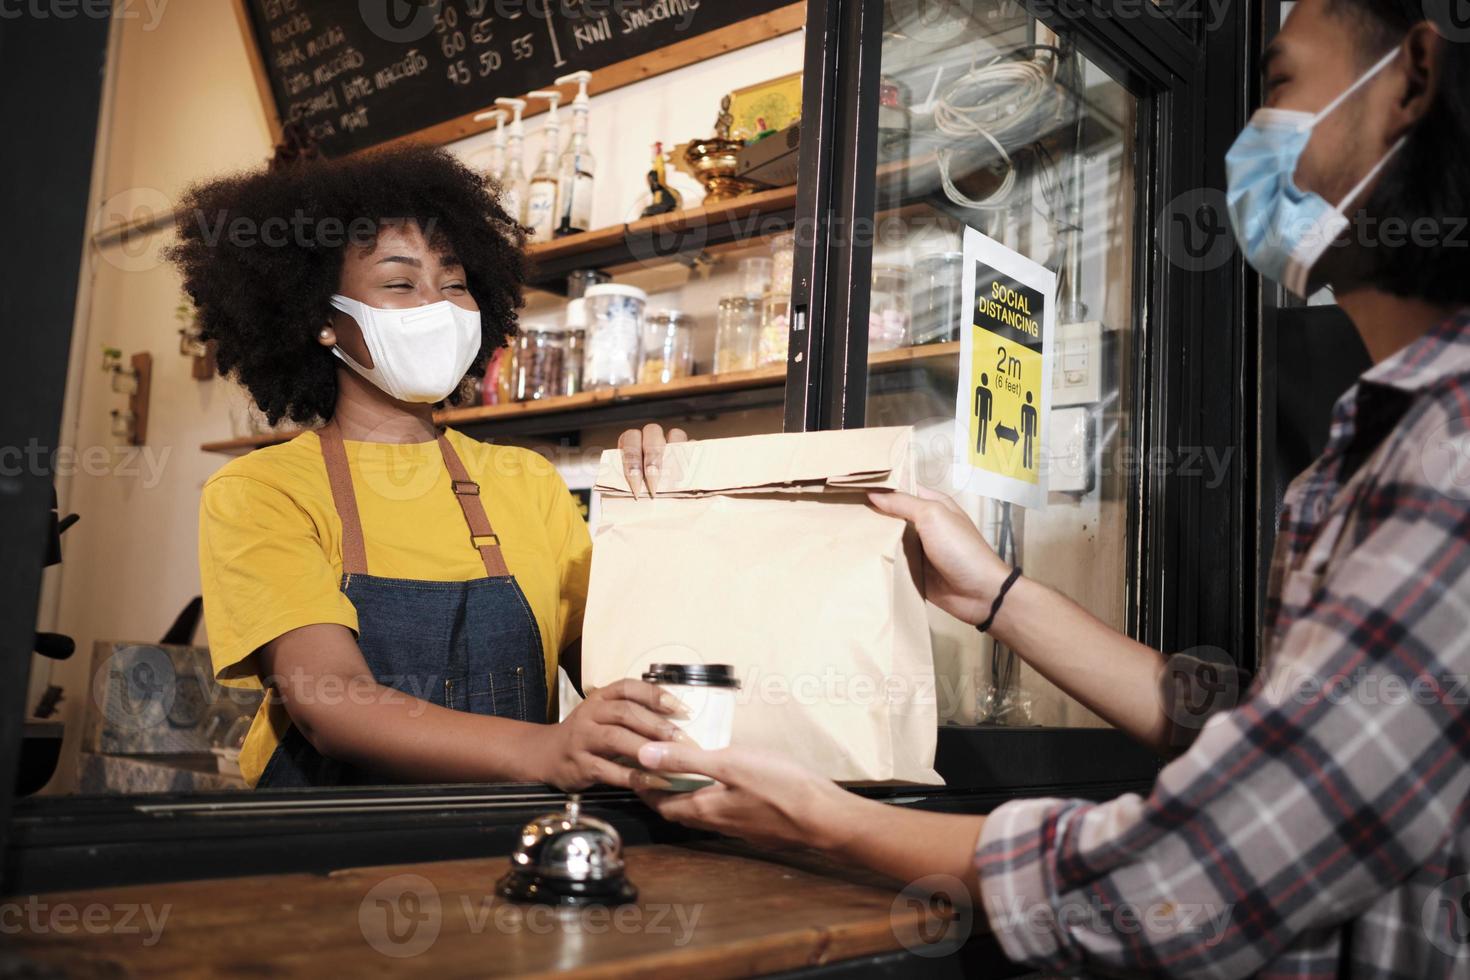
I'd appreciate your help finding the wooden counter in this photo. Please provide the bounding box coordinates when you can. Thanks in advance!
[6,841,975,978]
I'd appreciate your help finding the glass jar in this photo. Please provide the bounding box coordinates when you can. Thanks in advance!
[737,256,773,298]
[758,292,791,366]
[511,323,566,401]
[868,264,911,352]
[909,251,964,345]
[582,283,646,389]
[639,310,695,385]
[768,232,795,294]
[562,298,588,396]
[714,295,761,374]
[477,346,511,405]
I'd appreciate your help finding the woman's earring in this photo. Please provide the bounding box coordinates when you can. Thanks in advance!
[319,326,333,342]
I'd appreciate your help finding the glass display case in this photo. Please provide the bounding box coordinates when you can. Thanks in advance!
[863,7,1140,727]
[780,0,1257,781]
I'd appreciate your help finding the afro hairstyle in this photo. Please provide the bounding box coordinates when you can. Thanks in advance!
[166,142,528,425]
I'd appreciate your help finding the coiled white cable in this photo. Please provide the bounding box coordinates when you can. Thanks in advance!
[937,131,1015,210]
[932,53,1061,210]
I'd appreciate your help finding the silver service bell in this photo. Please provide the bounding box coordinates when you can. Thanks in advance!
[496,794,638,907]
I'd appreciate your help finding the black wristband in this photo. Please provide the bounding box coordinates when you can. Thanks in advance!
[977,566,1023,634]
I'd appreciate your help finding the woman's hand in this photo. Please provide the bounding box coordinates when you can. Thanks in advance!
[630,742,859,851]
[617,423,689,497]
[867,487,1011,626]
[539,679,691,791]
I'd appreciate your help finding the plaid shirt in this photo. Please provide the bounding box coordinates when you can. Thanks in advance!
[975,308,1470,978]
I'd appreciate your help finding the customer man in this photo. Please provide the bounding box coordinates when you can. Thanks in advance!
[626,0,1470,974]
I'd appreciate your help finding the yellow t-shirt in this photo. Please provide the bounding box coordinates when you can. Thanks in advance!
[197,427,591,787]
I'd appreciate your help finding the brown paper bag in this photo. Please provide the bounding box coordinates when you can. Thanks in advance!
[582,426,942,785]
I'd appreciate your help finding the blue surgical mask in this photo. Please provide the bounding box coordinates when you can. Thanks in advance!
[1225,47,1405,297]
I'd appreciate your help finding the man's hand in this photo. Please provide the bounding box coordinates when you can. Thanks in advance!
[616,423,689,498]
[538,679,691,791]
[867,487,1012,626]
[634,740,987,905]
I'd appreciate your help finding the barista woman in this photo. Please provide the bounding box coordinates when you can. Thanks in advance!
[173,145,683,790]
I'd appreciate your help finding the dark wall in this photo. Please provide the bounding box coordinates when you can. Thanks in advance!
[1266,304,1372,530]
[0,10,111,877]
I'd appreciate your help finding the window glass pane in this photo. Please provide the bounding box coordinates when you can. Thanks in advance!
[865,0,1139,727]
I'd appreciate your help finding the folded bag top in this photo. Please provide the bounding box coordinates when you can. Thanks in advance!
[593,426,914,498]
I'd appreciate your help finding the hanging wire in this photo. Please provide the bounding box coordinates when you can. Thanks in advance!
[989,502,1018,706]
[1055,38,1091,317]
[932,44,1065,213]
[977,501,1030,725]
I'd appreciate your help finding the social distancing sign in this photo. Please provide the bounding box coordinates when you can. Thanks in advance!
[953,227,1055,509]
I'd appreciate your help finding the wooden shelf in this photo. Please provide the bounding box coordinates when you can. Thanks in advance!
[524,183,798,291]
[521,148,975,290]
[199,341,959,454]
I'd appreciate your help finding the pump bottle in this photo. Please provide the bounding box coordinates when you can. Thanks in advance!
[525,90,563,244]
[471,108,508,182]
[554,71,596,237]
[493,97,528,226]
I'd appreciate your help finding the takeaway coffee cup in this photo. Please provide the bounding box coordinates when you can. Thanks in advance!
[641,663,741,790]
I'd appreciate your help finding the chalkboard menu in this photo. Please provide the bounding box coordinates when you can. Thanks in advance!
[242,0,795,158]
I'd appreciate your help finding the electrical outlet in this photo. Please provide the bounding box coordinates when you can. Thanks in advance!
[1048,405,1094,495]
[1053,320,1104,407]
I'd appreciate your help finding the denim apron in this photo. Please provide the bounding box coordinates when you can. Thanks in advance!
[256,420,548,787]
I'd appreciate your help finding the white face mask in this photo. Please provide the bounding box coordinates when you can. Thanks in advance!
[329,294,482,404]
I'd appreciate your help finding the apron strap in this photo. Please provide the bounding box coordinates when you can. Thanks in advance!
[317,419,370,576]
[435,428,512,578]
[317,419,511,579]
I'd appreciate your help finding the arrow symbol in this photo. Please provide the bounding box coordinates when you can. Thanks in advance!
[995,423,1019,444]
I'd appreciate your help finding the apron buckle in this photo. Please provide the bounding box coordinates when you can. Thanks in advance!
[452,479,480,495]
[472,532,500,549]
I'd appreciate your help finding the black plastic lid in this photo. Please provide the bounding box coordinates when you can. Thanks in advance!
[642,663,741,689]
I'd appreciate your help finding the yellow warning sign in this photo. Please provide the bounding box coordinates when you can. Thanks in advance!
[969,275,1045,485]
[954,227,1054,508]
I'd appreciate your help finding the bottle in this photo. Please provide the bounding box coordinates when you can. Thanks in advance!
[868,265,911,352]
[525,89,562,244]
[715,295,761,374]
[639,141,682,218]
[759,233,796,365]
[582,283,646,390]
[493,97,528,226]
[639,309,694,385]
[554,71,596,238]
[471,108,508,182]
[562,297,588,396]
[512,320,568,402]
